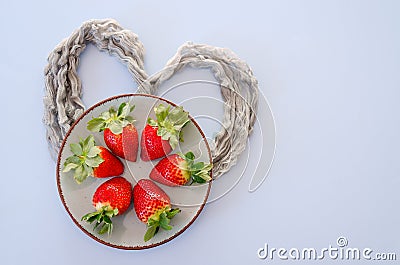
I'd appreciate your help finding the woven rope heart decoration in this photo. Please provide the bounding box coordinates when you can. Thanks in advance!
[43,19,259,178]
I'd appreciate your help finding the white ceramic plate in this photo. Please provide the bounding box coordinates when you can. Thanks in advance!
[57,94,212,249]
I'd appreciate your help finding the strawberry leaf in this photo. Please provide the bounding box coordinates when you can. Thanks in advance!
[70,143,82,156]
[73,165,88,184]
[192,168,212,182]
[182,152,213,184]
[82,212,98,223]
[64,155,80,165]
[63,135,104,184]
[108,120,123,134]
[155,104,170,123]
[87,102,136,135]
[120,119,130,128]
[117,102,127,116]
[179,130,184,142]
[191,162,205,171]
[83,135,96,153]
[143,207,181,242]
[118,103,130,118]
[202,163,213,172]
[148,104,190,150]
[63,163,78,172]
[199,172,212,181]
[166,208,181,219]
[159,212,172,230]
[103,215,112,224]
[87,146,101,158]
[125,116,135,124]
[147,217,158,227]
[147,118,157,127]
[87,118,106,132]
[100,111,111,120]
[85,156,104,168]
[144,225,158,242]
[109,106,117,116]
[63,156,82,173]
[168,135,179,149]
[184,151,195,161]
[158,127,171,140]
[99,223,112,235]
[168,106,189,125]
[192,174,207,184]
[106,208,118,217]
[82,206,118,235]
[93,220,101,230]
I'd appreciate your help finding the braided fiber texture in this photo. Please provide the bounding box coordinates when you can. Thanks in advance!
[43,19,258,178]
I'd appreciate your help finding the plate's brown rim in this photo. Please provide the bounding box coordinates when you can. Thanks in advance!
[56,93,212,250]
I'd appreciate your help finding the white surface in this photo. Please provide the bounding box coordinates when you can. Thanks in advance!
[1,0,399,264]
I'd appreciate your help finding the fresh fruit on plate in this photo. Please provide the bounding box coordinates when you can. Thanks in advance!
[63,135,124,184]
[141,104,190,161]
[150,152,212,186]
[81,177,132,235]
[133,179,181,242]
[87,102,139,162]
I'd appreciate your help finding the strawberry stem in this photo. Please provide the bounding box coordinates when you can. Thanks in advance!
[87,102,136,134]
[180,151,213,184]
[63,135,104,184]
[144,207,180,242]
[147,104,190,149]
[81,206,119,235]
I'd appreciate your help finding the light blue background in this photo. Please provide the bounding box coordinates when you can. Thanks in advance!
[1,0,399,264]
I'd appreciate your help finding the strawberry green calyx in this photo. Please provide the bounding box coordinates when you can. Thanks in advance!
[81,206,119,235]
[180,152,213,184]
[147,104,190,149]
[63,135,104,184]
[144,206,180,242]
[87,102,135,134]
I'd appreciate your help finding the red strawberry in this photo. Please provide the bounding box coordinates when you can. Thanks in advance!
[63,135,124,184]
[140,124,172,161]
[87,102,138,162]
[150,152,212,186]
[133,179,180,241]
[93,146,124,178]
[140,104,189,161]
[82,177,132,235]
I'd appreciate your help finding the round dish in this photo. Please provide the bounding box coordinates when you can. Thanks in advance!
[56,94,212,249]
